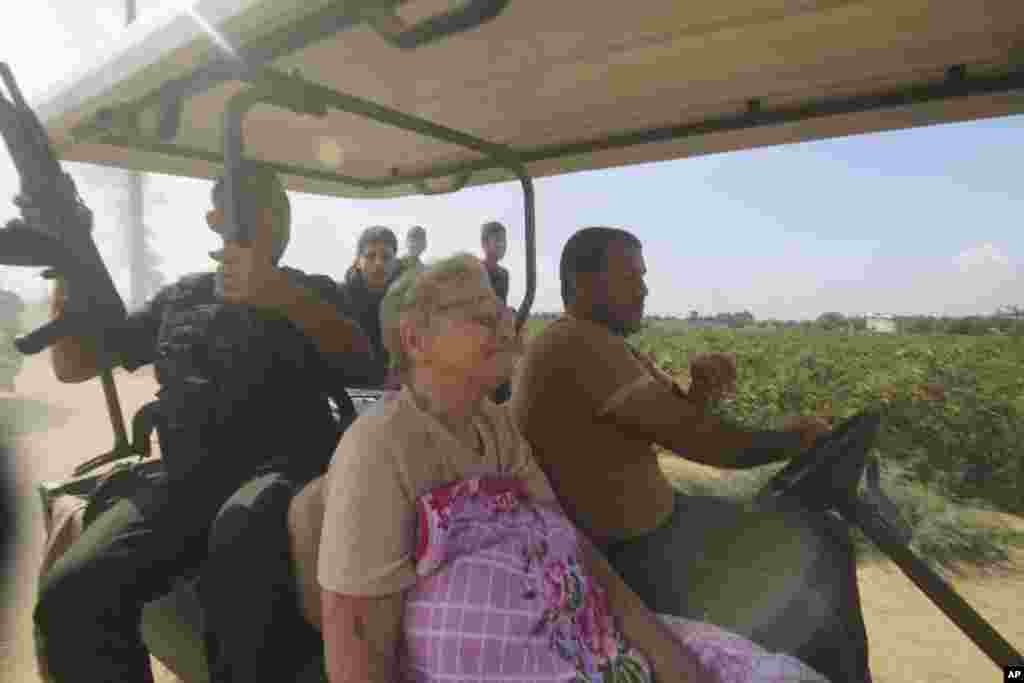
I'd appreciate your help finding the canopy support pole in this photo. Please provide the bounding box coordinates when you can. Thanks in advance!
[219,67,538,327]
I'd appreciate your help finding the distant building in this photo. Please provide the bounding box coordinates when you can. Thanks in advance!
[866,313,897,333]
[684,319,730,330]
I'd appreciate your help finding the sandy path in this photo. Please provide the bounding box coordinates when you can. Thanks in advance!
[2,354,1021,682]
[858,550,1024,682]
[0,354,177,681]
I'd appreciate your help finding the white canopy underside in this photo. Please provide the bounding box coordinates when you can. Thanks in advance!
[34,0,1024,198]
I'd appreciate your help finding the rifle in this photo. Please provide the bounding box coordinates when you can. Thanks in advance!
[0,62,133,467]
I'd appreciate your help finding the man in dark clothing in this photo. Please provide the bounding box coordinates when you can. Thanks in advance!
[34,165,374,683]
[481,221,513,403]
[337,225,401,387]
[481,220,509,304]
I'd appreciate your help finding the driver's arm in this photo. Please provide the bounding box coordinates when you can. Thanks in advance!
[600,374,803,469]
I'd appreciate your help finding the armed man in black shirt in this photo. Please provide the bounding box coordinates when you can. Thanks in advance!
[34,164,376,683]
[481,220,509,304]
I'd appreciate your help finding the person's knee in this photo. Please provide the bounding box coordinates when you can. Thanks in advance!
[208,474,296,556]
[202,474,299,614]
[35,558,111,634]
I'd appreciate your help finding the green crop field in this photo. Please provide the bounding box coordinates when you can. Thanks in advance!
[526,318,1024,518]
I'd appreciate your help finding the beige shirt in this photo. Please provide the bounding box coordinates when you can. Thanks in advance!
[510,316,678,544]
[318,387,557,597]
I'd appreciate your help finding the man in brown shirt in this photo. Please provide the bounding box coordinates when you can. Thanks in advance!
[511,227,872,682]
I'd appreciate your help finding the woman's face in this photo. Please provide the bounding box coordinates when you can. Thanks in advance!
[358,241,397,290]
[419,270,521,391]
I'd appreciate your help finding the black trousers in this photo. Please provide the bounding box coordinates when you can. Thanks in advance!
[34,471,318,683]
[198,472,322,683]
[35,476,216,683]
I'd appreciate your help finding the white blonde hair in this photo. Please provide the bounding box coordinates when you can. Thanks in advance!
[380,252,489,379]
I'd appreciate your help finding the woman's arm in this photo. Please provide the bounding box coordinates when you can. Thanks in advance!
[321,589,405,683]
[576,534,706,682]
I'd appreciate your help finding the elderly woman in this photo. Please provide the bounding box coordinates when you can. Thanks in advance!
[315,254,828,683]
[337,225,401,386]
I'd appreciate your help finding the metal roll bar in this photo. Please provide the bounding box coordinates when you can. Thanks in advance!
[219,66,537,330]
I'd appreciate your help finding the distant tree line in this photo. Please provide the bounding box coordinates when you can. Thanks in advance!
[531,305,1024,336]
[810,308,1024,336]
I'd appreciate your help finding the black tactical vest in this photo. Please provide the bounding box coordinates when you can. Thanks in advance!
[150,273,344,492]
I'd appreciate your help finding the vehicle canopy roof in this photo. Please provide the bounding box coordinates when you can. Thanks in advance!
[33,0,1024,200]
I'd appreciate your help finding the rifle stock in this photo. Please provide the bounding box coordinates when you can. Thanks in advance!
[0,61,126,355]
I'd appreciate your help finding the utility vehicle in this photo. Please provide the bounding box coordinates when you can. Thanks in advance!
[7,1,1024,680]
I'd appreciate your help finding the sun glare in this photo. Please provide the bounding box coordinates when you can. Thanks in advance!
[160,0,240,60]
[183,7,239,60]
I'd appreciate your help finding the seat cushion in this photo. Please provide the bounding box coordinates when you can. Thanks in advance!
[288,475,326,630]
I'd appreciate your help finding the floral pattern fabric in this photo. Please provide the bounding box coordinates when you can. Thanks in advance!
[403,477,829,683]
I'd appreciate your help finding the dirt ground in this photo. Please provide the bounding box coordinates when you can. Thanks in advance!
[1,354,1022,682]
[0,354,178,682]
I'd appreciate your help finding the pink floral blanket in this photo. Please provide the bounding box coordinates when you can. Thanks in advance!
[403,477,829,683]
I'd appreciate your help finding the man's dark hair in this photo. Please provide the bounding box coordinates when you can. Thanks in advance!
[210,162,291,262]
[559,226,641,306]
[210,162,288,216]
[357,225,398,256]
[481,221,507,241]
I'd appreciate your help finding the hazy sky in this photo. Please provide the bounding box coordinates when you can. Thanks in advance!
[0,1,1021,320]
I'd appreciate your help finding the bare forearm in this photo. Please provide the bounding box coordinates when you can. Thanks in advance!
[49,279,103,383]
[323,630,397,683]
[663,409,801,469]
[269,279,373,358]
[321,590,403,683]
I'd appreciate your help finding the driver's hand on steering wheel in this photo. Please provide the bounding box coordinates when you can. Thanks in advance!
[781,414,832,451]
[688,352,737,403]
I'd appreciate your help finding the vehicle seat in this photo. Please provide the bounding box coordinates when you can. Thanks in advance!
[287,474,326,629]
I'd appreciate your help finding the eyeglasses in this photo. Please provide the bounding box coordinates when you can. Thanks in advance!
[434,298,512,337]
[461,312,503,335]
[434,295,491,313]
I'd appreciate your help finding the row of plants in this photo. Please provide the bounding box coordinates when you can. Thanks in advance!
[631,326,1024,516]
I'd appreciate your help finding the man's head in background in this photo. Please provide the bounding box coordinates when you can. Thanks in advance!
[353,225,399,291]
[480,221,507,265]
[406,226,427,261]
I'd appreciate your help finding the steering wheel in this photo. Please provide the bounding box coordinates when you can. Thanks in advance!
[756,411,883,514]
